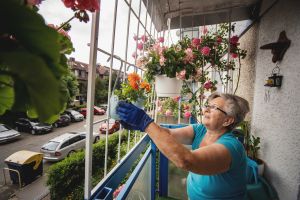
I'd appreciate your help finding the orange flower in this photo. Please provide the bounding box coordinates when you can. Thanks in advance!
[140,81,151,92]
[129,80,139,90]
[128,73,140,83]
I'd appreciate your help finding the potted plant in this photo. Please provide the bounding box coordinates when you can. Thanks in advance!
[135,24,247,108]
[239,121,265,176]
[110,73,151,120]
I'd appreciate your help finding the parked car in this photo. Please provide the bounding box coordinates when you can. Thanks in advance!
[40,131,100,161]
[79,106,106,118]
[64,109,84,122]
[0,124,21,143]
[99,119,120,134]
[15,118,53,135]
[53,114,71,128]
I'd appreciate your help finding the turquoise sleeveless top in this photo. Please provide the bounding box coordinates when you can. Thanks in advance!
[187,124,247,200]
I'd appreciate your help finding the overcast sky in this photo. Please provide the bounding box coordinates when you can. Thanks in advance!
[38,0,179,69]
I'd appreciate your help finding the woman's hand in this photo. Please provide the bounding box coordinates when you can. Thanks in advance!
[116,101,154,132]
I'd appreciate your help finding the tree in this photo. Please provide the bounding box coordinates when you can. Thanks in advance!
[94,71,121,105]
[61,69,79,107]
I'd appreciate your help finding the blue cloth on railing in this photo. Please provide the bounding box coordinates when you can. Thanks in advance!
[246,157,258,184]
[247,176,278,200]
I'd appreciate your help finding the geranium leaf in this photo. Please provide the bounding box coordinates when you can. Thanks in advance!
[0,51,64,123]
[0,1,60,63]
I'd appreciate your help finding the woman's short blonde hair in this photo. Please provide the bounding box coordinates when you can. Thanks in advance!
[207,92,250,130]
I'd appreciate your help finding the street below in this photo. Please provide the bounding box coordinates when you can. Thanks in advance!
[0,115,107,199]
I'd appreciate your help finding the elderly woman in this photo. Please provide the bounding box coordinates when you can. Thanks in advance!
[117,92,250,200]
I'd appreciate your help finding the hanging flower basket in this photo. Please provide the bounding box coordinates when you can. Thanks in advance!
[155,75,183,97]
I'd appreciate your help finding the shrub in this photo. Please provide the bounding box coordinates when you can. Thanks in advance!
[47,131,131,199]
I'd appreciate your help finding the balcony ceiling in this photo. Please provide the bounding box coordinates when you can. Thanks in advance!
[145,0,261,31]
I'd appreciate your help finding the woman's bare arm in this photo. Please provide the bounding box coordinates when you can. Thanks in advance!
[145,122,231,175]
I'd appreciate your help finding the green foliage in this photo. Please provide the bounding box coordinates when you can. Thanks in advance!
[95,72,120,105]
[248,135,261,161]
[0,1,75,123]
[237,121,261,161]
[47,131,132,200]
[61,69,79,106]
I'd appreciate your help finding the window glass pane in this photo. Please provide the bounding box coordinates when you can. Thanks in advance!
[124,155,151,199]
[168,146,190,200]
[60,141,69,149]
[41,141,60,151]
[0,125,9,132]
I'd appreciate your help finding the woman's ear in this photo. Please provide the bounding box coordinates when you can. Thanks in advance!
[222,116,234,127]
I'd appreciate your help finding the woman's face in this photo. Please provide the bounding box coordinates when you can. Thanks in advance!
[202,97,232,131]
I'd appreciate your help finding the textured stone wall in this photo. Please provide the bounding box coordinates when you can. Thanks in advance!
[250,0,300,199]
[233,23,259,121]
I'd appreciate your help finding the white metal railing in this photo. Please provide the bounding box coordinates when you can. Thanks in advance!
[84,0,158,198]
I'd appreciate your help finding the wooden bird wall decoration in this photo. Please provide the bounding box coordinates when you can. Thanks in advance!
[260,31,291,63]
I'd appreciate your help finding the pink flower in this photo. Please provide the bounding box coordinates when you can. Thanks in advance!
[203,81,213,90]
[113,184,125,198]
[192,38,201,46]
[201,46,211,56]
[137,42,143,50]
[173,96,180,102]
[62,0,74,8]
[63,0,100,12]
[133,34,139,41]
[216,37,222,44]
[158,37,164,43]
[176,70,186,80]
[231,53,238,58]
[27,0,42,6]
[230,35,239,45]
[132,52,137,59]
[141,35,148,42]
[184,111,192,119]
[156,99,161,106]
[202,27,208,35]
[165,110,172,116]
[159,56,166,66]
[184,48,194,63]
[157,106,162,112]
[152,43,161,54]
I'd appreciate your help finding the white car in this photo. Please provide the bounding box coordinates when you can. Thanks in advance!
[40,132,99,161]
[0,124,21,143]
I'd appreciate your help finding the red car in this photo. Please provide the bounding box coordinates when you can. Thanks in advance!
[99,119,120,134]
[80,106,106,118]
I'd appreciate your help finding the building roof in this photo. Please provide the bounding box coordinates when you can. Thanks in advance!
[68,57,125,78]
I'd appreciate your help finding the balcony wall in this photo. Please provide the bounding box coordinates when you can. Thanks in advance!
[250,0,300,199]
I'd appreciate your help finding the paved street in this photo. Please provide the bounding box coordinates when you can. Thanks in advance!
[0,115,106,199]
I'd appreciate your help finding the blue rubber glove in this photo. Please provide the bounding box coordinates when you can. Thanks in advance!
[116,101,154,132]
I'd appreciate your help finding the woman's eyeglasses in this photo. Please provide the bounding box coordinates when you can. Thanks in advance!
[202,104,228,115]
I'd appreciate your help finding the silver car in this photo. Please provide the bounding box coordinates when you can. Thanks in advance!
[40,132,100,161]
[0,124,21,143]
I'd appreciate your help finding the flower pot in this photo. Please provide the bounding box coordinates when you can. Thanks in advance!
[109,95,145,120]
[155,75,182,97]
[256,159,265,176]
[109,94,120,120]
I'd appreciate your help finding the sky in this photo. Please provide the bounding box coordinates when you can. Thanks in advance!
[38,0,179,69]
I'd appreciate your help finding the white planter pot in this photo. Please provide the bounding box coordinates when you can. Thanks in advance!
[258,163,264,176]
[155,75,182,97]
